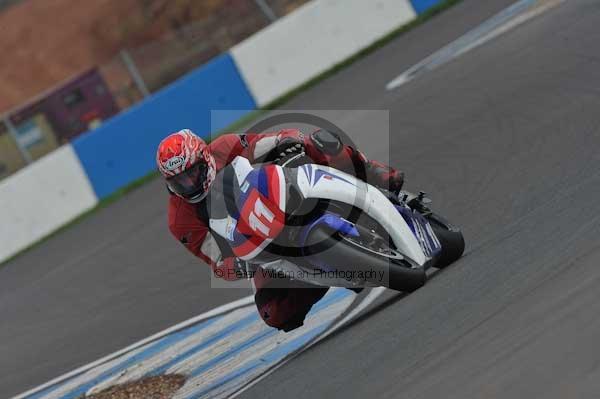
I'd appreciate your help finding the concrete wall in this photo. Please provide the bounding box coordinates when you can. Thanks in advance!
[230,0,417,107]
[0,144,97,262]
[410,0,446,15]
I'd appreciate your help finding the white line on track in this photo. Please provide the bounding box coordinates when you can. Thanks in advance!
[13,287,368,399]
[11,295,255,399]
[385,0,565,91]
[230,287,387,398]
[28,346,151,399]
[80,306,259,397]
[175,292,358,399]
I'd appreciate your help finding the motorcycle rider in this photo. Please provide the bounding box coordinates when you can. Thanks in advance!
[157,128,404,332]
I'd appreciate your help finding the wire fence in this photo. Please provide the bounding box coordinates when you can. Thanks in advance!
[0,0,308,180]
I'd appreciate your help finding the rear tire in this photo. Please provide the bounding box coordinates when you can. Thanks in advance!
[304,227,427,292]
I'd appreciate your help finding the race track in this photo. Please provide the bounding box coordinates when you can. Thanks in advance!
[240,0,600,397]
[3,0,600,397]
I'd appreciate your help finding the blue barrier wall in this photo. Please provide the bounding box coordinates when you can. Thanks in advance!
[73,53,257,199]
[410,0,444,14]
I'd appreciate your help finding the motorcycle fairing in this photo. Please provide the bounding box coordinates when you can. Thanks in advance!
[210,157,286,260]
[298,212,360,272]
[211,158,432,267]
[299,212,359,248]
[296,163,429,266]
[395,206,442,259]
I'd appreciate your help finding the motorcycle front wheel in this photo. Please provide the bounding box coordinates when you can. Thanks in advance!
[303,225,427,292]
[425,213,465,269]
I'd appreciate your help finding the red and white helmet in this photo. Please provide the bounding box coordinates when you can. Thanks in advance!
[156,129,216,203]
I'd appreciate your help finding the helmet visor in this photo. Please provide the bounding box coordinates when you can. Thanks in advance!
[166,161,209,200]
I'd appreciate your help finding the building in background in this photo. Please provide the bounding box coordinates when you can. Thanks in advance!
[0,70,119,179]
[11,69,119,143]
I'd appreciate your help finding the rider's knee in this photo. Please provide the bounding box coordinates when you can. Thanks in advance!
[255,286,327,332]
[255,289,303,331]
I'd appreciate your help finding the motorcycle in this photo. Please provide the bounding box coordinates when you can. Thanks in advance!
[206,153,464,292]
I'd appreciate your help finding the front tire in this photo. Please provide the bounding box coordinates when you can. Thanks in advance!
[427,214,465,268]
[304,226,427,292]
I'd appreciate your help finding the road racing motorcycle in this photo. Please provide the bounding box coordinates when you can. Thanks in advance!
[206,154,464,292]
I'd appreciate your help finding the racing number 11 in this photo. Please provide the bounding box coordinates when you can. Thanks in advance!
[248,197,275,236]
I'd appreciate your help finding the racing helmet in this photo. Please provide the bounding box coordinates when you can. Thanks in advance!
[156,129,216,203]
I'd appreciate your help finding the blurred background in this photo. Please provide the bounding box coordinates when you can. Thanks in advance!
[0,0,307,180]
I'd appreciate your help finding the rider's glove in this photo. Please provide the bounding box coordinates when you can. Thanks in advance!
[274,136,304,158]
[214,257,249,281]
[269,135,305,164]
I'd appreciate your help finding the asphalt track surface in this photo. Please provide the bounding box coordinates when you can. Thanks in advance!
[2,0,599,397]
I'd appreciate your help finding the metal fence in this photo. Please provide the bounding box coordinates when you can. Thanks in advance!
[0,0,308,180]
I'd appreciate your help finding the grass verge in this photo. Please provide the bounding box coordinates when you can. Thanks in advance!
[1,0,462,267]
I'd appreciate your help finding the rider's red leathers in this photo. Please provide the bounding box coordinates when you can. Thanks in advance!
[167,129,403,331]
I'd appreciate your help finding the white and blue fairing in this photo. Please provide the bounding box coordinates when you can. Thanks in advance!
[209,158,439,268]
[296,164,436,267]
